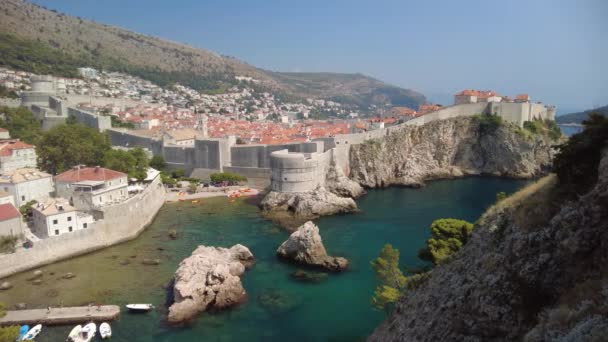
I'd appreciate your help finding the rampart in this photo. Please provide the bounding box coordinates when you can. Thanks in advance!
[0,176,165,278]
[68,107,112,132]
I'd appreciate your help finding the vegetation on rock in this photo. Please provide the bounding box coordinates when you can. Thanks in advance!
[473,113,503,134]
[523,119,562,140]
[418,219,474,265]
[0,325,20,342]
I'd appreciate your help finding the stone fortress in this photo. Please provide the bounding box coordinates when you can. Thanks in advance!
[20,78,556,190]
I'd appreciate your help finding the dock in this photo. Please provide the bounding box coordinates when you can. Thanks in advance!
[0,305,120,326]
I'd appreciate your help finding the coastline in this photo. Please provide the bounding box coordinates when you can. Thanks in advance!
[165,186,261,202]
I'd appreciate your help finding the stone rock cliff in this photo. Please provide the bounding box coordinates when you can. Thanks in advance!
[368,149,608,341]
[350,117,555,188]
[167,244,254,324]
[277,221,349,271]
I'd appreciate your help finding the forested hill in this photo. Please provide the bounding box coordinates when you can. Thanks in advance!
[556,105,608,124]
[0,0,426,110]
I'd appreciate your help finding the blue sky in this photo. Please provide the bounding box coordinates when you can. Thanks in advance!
[32,0,608,112]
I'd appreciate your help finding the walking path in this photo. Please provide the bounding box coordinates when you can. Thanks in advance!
[0,305,120,326]
[165,186,260,202]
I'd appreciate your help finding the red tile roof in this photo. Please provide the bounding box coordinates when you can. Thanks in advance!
[0,203,20,221]
[55,167,127,182]
[0,140,34,157]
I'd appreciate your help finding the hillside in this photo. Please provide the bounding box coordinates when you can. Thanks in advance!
[0,0,425,109]
[556,105,608,124]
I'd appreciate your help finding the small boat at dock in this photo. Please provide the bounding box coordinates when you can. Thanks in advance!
[76,323,96,342]
[20,324,42,341]
[66,325,81,342]
[17,325,29,341]
[125,304,155,312]
[99,322,112,339]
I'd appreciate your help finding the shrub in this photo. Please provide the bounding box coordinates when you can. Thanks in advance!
[0,236,18,254]
[0,325,20,341]
[210,172,247,185]
[419,218,474,265]
[19,200,37,217]
[495,192,507,202]
[473,114,503,134]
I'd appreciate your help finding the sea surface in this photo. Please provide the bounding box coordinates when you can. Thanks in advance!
[559,124,583,137]
[0,177,529,341]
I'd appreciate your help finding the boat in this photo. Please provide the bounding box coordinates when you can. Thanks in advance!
[17,325,29,341]
[125,303,155,312]
[99,322,111,339]
[20,324,42,341]
[66,325,81,342]
[76,323,96,342]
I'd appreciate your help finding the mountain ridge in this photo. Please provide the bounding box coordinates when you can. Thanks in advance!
[0,0,426,110]
[556,105,608,124]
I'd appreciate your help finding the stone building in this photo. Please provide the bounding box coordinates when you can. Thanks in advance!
[31,198,94,238]
[0,168,54,207]
[0,128,10,140]
[0,203,23,237]
[0,191,14,206]
[55,166,128,211]
[0,140,37,174]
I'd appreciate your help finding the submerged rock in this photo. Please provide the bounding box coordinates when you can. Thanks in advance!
[257,289,299,313]
[167,244,254,324]
[62,272,75,279]
[277,221,349,271]
[142,258,161,265]
[290,270,329,283]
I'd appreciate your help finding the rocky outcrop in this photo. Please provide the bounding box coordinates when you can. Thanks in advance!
[351,117,555,188]
[261,156,364,225]
[277,221,348,271]
[167,244,254,324]
[368,149,608,341]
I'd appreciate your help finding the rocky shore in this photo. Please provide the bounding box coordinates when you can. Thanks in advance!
[368,148,608,341]
[277,221,348,271]
[350,117,556,188]
[167,244,255,324]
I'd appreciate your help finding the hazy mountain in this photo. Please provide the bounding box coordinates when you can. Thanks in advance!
[556,105,608,124]
[0,0,426,110]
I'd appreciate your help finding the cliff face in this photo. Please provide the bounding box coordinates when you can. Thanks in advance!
[368,149,608,341]
[350,117,555,188]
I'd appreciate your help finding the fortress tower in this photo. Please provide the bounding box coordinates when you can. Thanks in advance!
[196,112,208,138]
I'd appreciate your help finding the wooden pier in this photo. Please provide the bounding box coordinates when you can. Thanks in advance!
[0,305,120,326]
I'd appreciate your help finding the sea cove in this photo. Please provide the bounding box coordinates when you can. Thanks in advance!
[0,177,529,341]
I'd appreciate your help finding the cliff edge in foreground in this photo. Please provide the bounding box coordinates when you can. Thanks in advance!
[350,116,556,188]
[369,142,608,341]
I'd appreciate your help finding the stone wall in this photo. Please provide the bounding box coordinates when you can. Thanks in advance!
[67,107,112,132]
[0,176,165,278]
[0,98,20,108]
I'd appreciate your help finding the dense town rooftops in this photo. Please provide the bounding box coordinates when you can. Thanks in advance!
[0,168,51,184]
[0,140,34,157]
[0,203,20,221]
[55,166,127,183]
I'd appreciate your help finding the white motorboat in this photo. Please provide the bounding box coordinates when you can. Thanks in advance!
[76,323,96,342]
[66,325,81,342]
[125,304,155,312]
[99,322,112,339]
[20,324,42,341]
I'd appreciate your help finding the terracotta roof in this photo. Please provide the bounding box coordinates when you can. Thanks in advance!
[0,203,20,221]
[0,140,34,157]
[516,94,529,100]
[55,167,127,183]
[0,128,8,132]
[0,168,51,184]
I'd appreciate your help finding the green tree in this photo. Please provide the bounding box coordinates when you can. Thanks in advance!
[371,244,407,311]
[129,147,149,180]
[65,115,79,125]
[19,200,38,217]
[0,325,20,342]
[149,155,167,171]
[0,106,43,144]
[210,172,247,184]
[36,124,111,174]
[495,192,507,202]
[102,147,148,180]
[418,219,474,265]
[171,169,185,179]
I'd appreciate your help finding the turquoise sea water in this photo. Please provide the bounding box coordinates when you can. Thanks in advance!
[0,177,529,341]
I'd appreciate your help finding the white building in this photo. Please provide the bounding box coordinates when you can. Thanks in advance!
[55,166,128,211]
[31,198,94,238]
[77,67,99,80]
[0,128,10,140]
[0,168,54,207]
[0,191,15,206]
[0,140,37,174]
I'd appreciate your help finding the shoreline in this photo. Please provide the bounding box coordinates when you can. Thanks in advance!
[164,186,261,202]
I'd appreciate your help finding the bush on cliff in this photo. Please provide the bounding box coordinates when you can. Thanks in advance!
[553,112,608,195]
[523,119,562,141]
[473,113,503,134]
[418,218,474,265]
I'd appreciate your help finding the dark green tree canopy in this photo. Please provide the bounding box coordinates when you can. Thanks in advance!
[102,147,149,180]
[36,123,110,174]
[0,106,43,144]
[419,218,474,265]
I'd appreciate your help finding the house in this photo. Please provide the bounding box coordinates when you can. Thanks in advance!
[0,128,10,140]
[163,128,204,146]
[0,140,37,173]
[0,191,14,206]
[55,166,128,211]
[454,90,502,104]
[0,203,23,237]
[0,168,54,207]
[31,198,94,238]
[515,94,530,103]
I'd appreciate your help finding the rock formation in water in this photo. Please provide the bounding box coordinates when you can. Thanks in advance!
[368,147,608,341]
[167,244,254,324]
[277,221,348,271]
[261,157,364,226]
[350,116,556,188]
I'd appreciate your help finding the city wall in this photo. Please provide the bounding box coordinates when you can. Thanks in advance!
[0,176,165,278]
[68,107,112,132]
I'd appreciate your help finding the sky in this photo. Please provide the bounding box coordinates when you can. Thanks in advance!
[31,0,608,113]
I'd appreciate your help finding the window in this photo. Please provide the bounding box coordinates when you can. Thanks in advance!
[67,216,72,222]
[21,196,25,201]
[68,226,73,232]
[53,219,58,225]
[55,230,59,235]
[3,187,7,192]
[99,197,102,203]
[83,223,88,228]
